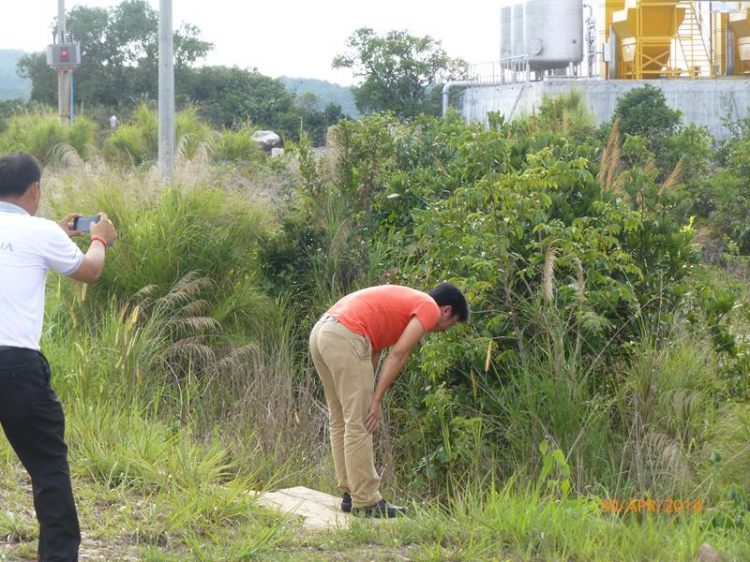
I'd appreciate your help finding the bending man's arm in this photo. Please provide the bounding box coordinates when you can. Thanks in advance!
[364,316,425,433]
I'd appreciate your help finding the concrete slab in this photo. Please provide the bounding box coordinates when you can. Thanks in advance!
[256,486,350,531]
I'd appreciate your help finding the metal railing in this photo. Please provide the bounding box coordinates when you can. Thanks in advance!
[468,55,532,85]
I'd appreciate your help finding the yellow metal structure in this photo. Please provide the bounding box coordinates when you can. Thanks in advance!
[729,2,750,73]
[729,2,750,37]
[599,0,750,79]
[598,0,626,77]
[612,0,686,78]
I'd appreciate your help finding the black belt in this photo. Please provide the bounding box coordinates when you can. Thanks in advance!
[0,346,33,352]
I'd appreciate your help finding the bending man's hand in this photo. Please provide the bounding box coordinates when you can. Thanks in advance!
[364,316,425,434]
[365,398,381,434]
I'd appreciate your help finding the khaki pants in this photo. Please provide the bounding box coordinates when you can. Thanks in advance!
[309,317,382,508]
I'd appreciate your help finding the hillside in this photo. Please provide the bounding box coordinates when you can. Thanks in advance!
[0,49,31,101]
[279,76,359,118]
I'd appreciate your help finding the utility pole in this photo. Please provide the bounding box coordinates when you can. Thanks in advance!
[57,0,68,121]
[158,0,175,180]
[47,0,80,122]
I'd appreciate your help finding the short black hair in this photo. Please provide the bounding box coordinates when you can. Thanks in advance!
[0,153,41,198]
[429,282,469,322]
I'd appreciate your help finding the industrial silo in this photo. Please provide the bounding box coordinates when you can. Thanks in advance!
[524,0,584,70]
[511,3,525,60]
[501,5,513,61]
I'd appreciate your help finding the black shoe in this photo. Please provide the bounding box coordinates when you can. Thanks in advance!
[351,499,407,518]
[341,492,352,513]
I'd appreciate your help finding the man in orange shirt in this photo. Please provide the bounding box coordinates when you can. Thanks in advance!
[309,282,469,518]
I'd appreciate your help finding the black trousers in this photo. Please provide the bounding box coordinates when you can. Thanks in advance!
[0,347,80,562]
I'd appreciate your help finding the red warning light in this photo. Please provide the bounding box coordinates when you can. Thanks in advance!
[60,47,69,62]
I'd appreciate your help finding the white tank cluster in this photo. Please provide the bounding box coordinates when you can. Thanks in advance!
[500,6,513,61]
[501,0,584,71]
[512,3,525,61]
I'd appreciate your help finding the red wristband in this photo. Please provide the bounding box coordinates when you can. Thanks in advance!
[91,236,107,250]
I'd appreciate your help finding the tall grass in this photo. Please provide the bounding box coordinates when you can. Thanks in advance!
[33,154,334,483]
[105,104,158,166]
[176,106,211,160]
[212,129,264,164]
[0,111,96,162]
[350,480,750,561]
[0,107,271,173]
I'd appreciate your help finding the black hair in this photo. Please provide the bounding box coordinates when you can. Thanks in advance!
[429,282,469,322]
[0,153,42,198]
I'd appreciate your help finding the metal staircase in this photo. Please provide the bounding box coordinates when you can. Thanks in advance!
[676,1,715,77]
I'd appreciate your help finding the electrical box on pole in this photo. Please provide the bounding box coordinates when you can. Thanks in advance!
[47,39,81,122]
[46,42,81,70]
[48,0,80,123]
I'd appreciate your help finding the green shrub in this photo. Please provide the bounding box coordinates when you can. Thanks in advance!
[281,110,747,497]
[613,84,682,154]
[212,129,263,163]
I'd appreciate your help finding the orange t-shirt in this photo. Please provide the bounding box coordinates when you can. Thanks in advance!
[326,285,440,352]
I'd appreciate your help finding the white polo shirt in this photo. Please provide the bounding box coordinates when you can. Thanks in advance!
[0,202,84,351]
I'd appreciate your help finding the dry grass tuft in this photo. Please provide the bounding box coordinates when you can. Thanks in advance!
[599,118,621,191]
[542,246,558,303]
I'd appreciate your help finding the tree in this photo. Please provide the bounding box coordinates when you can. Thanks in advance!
[332,28,467,119]
[17,0,212,109]
[183,66,295,129]
[613,85,681,153]
[182,67,343,144]
[15,53,56,106]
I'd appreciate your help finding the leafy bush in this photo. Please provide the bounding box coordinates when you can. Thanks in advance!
[688,115,750,253]
[281,109,748,496]
[613,84,682,154]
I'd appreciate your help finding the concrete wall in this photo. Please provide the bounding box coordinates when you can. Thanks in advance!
[461,78,750,140]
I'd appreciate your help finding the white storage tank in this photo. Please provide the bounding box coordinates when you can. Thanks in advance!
[511,3,525,59]
[501,6,513,61]
[524,0,583,70]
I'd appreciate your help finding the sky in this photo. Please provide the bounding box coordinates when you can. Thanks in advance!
[2,0,503,86]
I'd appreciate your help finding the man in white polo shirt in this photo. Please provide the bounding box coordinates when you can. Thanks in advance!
[0,152,117,562]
